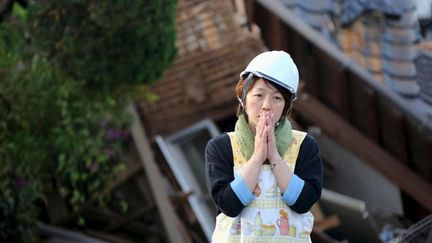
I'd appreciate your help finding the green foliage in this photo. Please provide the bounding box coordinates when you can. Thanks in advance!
[0,23,53,242]
[0,21,132,241]
[51,90,131,211]
[0,0,177,241]
[0,173,40,243]
[28,0,177,87]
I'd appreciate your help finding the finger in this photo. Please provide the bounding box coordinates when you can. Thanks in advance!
[260,123,267,142]
[257,116,264,139]
[264,113,269,127]
[266,115,273,132]
[267,117,276,144]
[259,115,267,138]
[255,114,263,134]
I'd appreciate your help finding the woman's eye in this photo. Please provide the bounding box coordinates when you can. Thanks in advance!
[254,94,262,97]
[274,96,282,100]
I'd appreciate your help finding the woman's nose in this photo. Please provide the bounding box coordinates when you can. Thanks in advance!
[262,97,271,110]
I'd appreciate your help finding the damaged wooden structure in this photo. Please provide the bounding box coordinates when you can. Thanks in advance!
[41,0,432,242]
[138,0,265,137]
[135,0,345,242]
[243,0,432,216]
[135,0,432,242]
[42,0,265,242]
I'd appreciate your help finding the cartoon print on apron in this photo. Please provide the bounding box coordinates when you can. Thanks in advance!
[212,130,314,243]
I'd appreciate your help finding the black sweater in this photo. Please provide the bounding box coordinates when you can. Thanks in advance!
[205,133,323,217]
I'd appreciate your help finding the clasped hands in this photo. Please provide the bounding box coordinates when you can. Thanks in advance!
[250,110,284,167]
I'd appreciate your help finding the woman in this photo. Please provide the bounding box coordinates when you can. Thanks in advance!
[205,50,323,242]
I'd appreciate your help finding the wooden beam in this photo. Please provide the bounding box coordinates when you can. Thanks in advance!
[311,231,341,243]
[85,207,160,235]
[313,215,340,232]
[128,103,192,243]
[293,93,432,211]
[85,230,134,243]
[103,204,155,232]
[39,224,108,243]
[101,162,142,197]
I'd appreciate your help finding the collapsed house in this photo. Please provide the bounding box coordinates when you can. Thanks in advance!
[38,0,432,242]
[136,0,432,242]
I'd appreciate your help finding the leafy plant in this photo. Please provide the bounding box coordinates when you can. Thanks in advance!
[28,0,177,87]
[0,173,40,243]
[0,22,53,242]
[0,0,177,241]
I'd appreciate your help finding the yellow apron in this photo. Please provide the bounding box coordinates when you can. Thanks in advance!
[212,130,314,243]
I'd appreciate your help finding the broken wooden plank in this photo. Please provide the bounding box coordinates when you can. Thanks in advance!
[293,93,432,211]
[84,230,135,243]
[85,206,161,236]
[310,203,325,223]
[103,204,155,232]
[39,224,107,243]
[128,103,192,243]
[311,231,342,243]
[311,203,340,233]
[313,215,341,232]
[101,162,142,198]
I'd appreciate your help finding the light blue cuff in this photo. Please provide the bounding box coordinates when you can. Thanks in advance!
[230,176,255,206]
[282,174,305,206]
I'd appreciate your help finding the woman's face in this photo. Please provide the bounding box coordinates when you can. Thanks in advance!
[245,78,285,132]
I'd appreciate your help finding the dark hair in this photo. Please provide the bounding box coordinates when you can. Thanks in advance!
[235,75,294,120]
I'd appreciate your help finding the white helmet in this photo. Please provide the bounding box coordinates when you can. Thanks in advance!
[240,50,299,96]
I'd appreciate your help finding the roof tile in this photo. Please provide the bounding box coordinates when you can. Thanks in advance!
[296,0,332,12]
[382,59,417,77]
[292,7,330,29]
[385,8,418,28]
[415,50,432,103]
[340,0,403,25]
[381,42,417,61]
[384,74,420,97]
[383,26,418,43]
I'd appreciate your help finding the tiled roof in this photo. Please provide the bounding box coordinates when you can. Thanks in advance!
[381,4,420,97]
[281,0,334,37]
[340,0,403,26]
[383,25,418,44]
[415,48,432,104]
[281,0,426,98]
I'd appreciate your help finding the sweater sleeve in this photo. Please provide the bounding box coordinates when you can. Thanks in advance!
[290,134,323,213]
[205,134,245,217]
